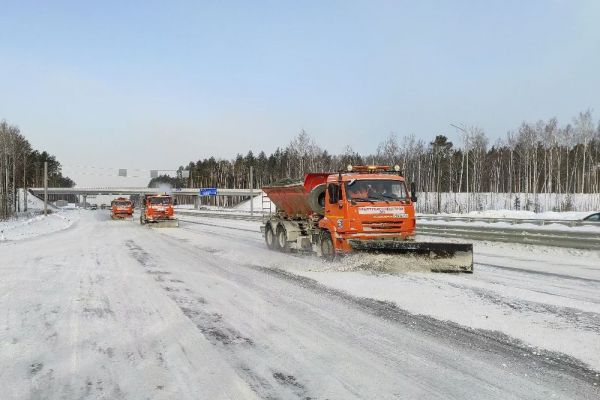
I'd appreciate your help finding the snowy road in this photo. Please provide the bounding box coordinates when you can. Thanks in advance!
[1,210,599,399]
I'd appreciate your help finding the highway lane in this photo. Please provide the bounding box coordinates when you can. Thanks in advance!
[0,210,598,399]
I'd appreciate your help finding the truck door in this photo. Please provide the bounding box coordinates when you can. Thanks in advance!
[326,183,345,232]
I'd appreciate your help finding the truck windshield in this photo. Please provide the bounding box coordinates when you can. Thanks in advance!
[114,201,130,207]
[345,179,408,201]
[150,198,171,205]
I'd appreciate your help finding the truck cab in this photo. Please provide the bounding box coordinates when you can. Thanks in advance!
[318,166,417,253]
[111,197,134,219]
[140,194,179,227]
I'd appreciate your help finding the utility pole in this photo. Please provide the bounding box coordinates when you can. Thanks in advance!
[43,161,48,216]
[23,153,27,212]
[249,166,254,217]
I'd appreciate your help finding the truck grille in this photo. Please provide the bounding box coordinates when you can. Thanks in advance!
[362,221,403,231]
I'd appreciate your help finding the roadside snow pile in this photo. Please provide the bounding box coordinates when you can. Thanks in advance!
[0,210,78,241]
[429,209,592,220]
[16,188,50,211]
[234,192,273,212]
[414,192,600,213]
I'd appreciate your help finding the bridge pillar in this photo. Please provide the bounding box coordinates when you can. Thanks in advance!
[83,195,87,209]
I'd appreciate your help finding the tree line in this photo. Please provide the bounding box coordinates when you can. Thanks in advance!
[0,119,75,219]
[159,110,600,212]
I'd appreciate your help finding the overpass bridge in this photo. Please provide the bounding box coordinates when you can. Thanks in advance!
[28,187,261,210]
[29,187,259,197]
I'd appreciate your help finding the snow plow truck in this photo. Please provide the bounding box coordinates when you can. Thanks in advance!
[140,194,179,227]
[110,197,134,219]
[261,165,473,272]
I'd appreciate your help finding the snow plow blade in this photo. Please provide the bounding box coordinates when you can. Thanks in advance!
[348,240,473,273]
[149,219,179,228]
[111,215,133,220]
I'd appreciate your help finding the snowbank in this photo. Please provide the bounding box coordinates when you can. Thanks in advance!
[415,192,600,213]
[234,192,273,212]
[15,188,52,212]
[429,209,592,220]
[0,210,79,241]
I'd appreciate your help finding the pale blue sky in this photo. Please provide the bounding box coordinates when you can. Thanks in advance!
[1,0,598,186]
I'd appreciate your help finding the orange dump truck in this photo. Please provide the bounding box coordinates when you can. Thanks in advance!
[111,197,134,219]
[261,165,473,272]
[140,194,179,227]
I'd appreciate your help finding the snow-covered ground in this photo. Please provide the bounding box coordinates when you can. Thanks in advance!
[2,190,80,241]
[2,210,599,398]
[176,215,600,372]
[414,192,600,213]
[233,192,273,212]
[0,211,79,241]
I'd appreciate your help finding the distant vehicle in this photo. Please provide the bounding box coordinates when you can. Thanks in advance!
[583,212,600,222]
[100,204,107,210]
[111,197,134,220]
[90,204,98,210]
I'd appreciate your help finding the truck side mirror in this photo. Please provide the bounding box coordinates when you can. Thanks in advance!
[410,182,417,202]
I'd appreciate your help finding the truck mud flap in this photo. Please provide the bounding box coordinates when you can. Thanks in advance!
[348,240,473,273]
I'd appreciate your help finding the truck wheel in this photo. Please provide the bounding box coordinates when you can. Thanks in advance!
[276,225,290,253]
[321,232,335,261]
[308,184,327,215]
[265,225,276,250]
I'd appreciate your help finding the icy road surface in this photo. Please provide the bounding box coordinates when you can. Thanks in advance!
[1,211,599,399]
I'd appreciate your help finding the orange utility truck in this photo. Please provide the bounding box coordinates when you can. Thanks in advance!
[140,194,179,227]
[261,165,473,272]
[110,197,134,219]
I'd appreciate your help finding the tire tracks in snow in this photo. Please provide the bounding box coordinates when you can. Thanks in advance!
[124,239,312,400]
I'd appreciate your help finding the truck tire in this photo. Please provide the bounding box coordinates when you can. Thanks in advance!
[308,184,327,215]
[276,225,290,253]
[321,232,335,261]
[265,224,276,250]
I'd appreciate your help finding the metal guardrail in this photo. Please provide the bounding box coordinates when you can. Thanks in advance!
[176,210,264,222]
[417,214,599,227]
[416,223,600,250]
[176,210,600,250]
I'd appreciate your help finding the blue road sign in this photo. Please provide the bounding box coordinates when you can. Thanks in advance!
[199,188,218,196]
